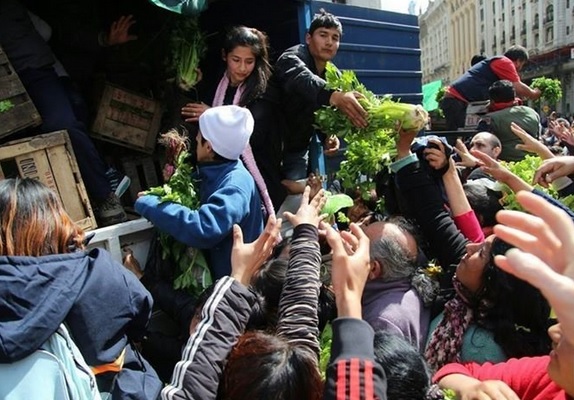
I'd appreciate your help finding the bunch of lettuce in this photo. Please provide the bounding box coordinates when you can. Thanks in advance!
[170,16,207,91]
[500,155,574,211]
[314,63,428,202]
[531,77,562,107]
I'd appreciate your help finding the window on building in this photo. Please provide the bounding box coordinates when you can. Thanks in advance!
[568,0,570,8]
[492,1,496,12]
[534,33,539,45]
[546,5,554,21]
[546,27,553,42]
[568,26,571,35]
[481,9,484,20]
[502,13,505,21]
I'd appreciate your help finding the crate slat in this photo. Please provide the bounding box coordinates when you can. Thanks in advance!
[0,130,97,230]
[91,84,162,154]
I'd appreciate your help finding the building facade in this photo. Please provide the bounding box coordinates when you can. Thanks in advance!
[420,0,574,114]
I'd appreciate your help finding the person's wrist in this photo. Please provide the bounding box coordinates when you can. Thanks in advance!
[335,292,363,318]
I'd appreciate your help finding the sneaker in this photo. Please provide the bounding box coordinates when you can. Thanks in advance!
[106,167,131,198]
[94,193,127,227]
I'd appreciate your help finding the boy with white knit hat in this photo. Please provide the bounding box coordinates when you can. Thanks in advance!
[135,105,263,279]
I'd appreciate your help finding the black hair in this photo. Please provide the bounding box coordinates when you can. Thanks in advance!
[373,331,441,400]
[463,181,504,228]
[488,79,516,103]
[222,25,272,106]
[476,243,553,358]
[308,9,342,35]
[470,54,486,66]
[503,45,529,62]
[251,257,336,332]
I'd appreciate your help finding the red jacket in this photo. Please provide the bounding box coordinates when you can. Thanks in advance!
[433,356,570,400]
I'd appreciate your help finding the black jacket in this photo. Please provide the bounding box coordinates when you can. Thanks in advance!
[271,44,335,153]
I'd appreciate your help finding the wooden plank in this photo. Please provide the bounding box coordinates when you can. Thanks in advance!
[0,131,67,160]
[47,144,84,222]
[14,151,58,193]
[0,101,42,138]
[0,75,27,99]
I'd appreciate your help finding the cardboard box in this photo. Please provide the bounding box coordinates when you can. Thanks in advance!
[0,46,42,139]
[91,83,162,154]
[0,131,97,231]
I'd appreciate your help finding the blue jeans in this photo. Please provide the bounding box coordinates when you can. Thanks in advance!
[18,67,111,201]
[281,149,309,180]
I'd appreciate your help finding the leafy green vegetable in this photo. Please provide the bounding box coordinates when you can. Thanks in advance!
[531,77,562,107]
[500,155,574,212]
[0,100,14,113]
[145,143,212,295]
[319,323,332,379]
[170,16,207,91]
[314,63,428,203]
[443,388,457,400]
[321,193,354,219]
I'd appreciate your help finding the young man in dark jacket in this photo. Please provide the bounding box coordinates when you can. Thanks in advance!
[271,10,368,182]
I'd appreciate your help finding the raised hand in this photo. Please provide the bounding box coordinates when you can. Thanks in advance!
[323,222,370,318]
[283,185,327,228]
[454,138,479,168]
[493,191,574,344]
[230,215,282,286]
[106,15,138,46]
[510,122,554,159]
[533,156,574,188]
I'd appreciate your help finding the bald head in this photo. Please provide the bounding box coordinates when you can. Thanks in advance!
[470,132,502,159]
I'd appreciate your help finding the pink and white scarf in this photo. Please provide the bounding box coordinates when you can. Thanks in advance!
[213,72,276,219]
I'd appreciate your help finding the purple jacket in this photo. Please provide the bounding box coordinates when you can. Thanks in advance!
[362,278,430,351]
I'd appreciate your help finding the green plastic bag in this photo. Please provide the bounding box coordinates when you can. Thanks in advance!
[148,0,208,15]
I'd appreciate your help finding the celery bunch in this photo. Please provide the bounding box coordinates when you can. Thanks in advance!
[170,16,207,91]
[145,132,212,295]
[314,63,428,202]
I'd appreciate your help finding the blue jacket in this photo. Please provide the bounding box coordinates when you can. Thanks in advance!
[0,248,161,399]
[135,160,263,279]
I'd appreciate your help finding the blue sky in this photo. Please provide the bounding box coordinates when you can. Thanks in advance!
[381,0,429,14]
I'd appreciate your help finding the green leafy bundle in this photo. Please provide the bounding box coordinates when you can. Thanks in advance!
[145,149,212,295]
[319,323,332,379]
[314,63,428,201]
[0,100,14,113]
[170,16,207,91]
[500,155,574,211]
[531,77,562,106]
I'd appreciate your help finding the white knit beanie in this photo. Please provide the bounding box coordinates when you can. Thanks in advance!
[199,105,254,160]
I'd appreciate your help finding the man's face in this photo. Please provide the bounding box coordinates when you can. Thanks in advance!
[470,133,500,159]
[306,27,341,64]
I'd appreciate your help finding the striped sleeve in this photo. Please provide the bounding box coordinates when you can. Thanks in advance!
[324,318,387,400]
[161,276,256,400]
[276,223,321,357]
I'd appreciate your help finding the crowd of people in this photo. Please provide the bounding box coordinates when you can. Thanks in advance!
[1,4,574,400]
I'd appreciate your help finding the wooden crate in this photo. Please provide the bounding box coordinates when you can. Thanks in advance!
[121,155,162,203]
[0,46,42,139]
[0,131,97,231]
[91,83,162,154]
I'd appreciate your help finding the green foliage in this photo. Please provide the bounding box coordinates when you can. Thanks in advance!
[145,151,212,295]
[170,16,207,91]
[435,85,446,104]
[0,100,14,113]
[314,63,428,202]
[321,193,354,219]
[531,77,562,107]
[500,155,574,212]
[443,388,457,400]
[319,323,332,379]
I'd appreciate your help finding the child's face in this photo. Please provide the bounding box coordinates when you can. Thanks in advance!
[547,323,574,395]
[196,132,212,162]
